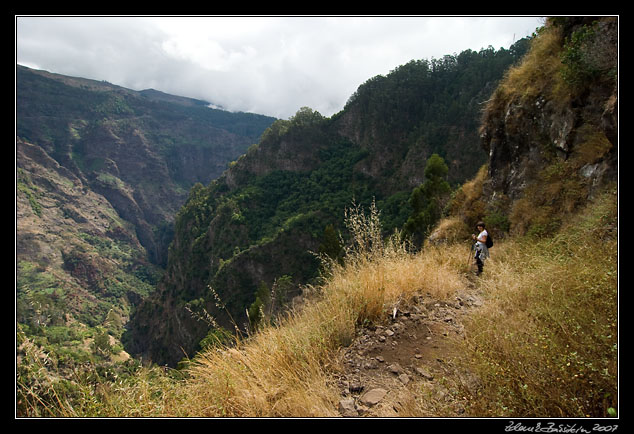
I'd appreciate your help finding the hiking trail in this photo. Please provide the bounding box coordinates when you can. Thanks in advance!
[333,273,484,417]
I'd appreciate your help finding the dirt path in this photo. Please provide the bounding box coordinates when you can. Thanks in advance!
[333,275,484,417]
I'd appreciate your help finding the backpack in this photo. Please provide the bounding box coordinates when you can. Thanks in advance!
[485,233,493,248]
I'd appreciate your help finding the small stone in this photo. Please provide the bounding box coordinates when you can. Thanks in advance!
[356,403,370,416]
[339,398,358,417]
[363,360,377,370]
[349,381,364,393]
[415,367,434,380]
[359,388,387,406]
[387,363,403,375]
[398,373,410,385]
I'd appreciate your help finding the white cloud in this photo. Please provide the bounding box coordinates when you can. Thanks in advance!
[16,16,543,119]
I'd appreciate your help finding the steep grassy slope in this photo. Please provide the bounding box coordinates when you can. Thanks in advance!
[17,186,617,418]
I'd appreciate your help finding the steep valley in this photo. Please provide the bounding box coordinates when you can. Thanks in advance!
[16,65,275,369]
[16,16,618,419]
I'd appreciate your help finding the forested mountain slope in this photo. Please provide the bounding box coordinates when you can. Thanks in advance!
[126,39,532,367]
[17,65,275,265]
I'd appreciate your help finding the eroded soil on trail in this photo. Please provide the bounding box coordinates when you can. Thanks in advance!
[332,275,485,417]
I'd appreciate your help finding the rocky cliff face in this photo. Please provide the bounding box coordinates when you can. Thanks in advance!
[17,138,154,353]
[477,17,617,236]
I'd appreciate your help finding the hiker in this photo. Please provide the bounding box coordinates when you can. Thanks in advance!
[472,222,489,276]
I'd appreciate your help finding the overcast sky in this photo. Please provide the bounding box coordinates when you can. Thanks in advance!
[16,16,544,119]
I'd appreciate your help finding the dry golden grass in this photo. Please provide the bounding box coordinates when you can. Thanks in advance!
[497,24,567,104]
[18,202,470,418]
[447,165,488,229]
[455,188,617,417]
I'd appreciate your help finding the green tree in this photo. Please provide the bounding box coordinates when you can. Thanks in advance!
[247,281,270,332]
[559,19,617,90]
[289,106,324,126]
[318,224,343,265]
[92,328,112,357]
[199,327,234,350]
[247,276,293,332]
[403,154,451,247]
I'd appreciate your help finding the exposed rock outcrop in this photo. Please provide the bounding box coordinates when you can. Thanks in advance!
[478,17,617,234]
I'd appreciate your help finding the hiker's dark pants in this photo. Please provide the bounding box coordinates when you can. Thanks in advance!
[475,251,484,275]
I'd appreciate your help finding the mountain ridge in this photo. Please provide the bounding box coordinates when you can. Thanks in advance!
[17,64,276,264]
[16,65,275,373]
[19,64,214,108]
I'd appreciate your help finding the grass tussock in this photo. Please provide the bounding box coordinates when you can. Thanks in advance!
[447,165,488,230]
[496,24,568,105]
[17,329,188,417]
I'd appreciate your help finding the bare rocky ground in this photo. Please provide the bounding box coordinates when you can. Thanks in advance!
[332,274,484,417]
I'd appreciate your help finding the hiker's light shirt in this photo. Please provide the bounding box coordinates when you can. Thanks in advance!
[475,229,489,260]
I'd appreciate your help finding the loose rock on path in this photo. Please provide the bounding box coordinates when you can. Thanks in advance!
[333,280,484,417]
